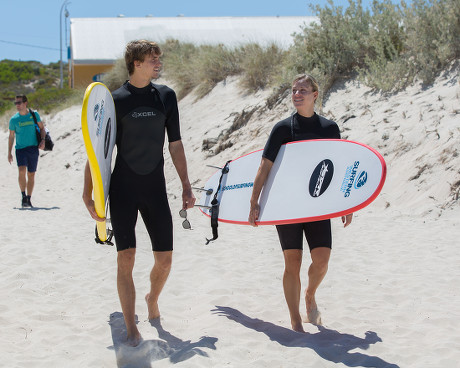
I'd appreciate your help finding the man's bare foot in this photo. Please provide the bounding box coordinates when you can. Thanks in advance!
[292,320,306,333]
[145,293,160,320]
[126,332,143,347]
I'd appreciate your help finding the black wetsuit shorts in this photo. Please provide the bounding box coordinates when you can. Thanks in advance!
[109,157,173,252]
[276,220,332,252]
[264,113,340,252]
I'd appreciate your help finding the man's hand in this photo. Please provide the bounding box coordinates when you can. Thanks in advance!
[82,194,105,222]
[38,139,45,150]
[182,186,196,210]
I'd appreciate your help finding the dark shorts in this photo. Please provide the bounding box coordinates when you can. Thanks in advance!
[16,146,39,172]
[109,158,173,252]
[276,219,332,252]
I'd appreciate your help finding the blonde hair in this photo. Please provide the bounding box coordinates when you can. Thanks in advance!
[125,40,162,75]
[292,74,319,93]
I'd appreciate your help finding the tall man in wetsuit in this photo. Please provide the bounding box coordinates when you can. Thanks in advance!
[83,40,195,346]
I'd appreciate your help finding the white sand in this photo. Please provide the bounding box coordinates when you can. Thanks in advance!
[1,65,459,367]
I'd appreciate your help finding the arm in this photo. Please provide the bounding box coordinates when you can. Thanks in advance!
[82,160,105,221]
[168,140,196,210]
[248,157,274,226]
[37,120,46,150]
[8,130,15,164]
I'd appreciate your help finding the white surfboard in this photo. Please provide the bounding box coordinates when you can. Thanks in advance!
[81,82,117,242]
[199,139,386,225]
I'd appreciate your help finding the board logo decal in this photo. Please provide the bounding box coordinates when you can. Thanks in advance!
[341,161,360,197]
[354,171,368,189]
[96,99,105,136]
[104,118,112,159]
[93,103,100,121]
[222,182,254,191]
[309,159,334,198]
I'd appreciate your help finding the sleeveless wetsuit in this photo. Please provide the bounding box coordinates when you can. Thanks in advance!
[263,112,340,251]
[109,81,181,252]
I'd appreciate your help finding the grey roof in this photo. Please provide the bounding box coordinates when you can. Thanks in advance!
[70,16,316,64]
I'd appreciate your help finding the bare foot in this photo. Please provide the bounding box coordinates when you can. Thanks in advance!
[292,321,306,333]
[145,293,160,320]
[305,294,322,325]
[126,332,143,347]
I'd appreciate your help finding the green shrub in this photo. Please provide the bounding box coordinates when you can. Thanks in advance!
[239,43,286,92]
[285,0,372,93]
[161,40,199,98]
[101,58,129,92]
[192,44,241,98]
[400,0,460,85]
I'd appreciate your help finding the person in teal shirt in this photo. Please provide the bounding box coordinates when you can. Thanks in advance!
[8,94,46,207]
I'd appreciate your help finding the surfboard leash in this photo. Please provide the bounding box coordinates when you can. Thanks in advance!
[205,160,231,245]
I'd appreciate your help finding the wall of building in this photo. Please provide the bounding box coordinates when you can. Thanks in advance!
[70,64,113,88]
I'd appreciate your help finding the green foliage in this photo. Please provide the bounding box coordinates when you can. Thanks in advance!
[400,0,460,85]
[286,0,459,93]
[193,44,241,98]
[162,41,240,98]
[161,40,198,98]
[26,87,76,114]
[238,43,286,91]
[285,0,372,93]
[0,60,80,126]
[102,58,129,92]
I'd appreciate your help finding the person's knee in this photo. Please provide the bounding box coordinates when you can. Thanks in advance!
[154,252,172,273]
[117,249,136,273]
[311,248,330,273]
[284,250,302,274]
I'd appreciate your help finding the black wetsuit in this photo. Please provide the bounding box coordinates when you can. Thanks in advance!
[109,81,181,252]
[263,112,340,251]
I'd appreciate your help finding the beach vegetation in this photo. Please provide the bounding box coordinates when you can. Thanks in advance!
[103,0,459,98]
[2,0,459,124]
[0,60,82,126]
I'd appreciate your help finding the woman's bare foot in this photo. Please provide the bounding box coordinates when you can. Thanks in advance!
[305,294,322,325]
[145,293,160,320]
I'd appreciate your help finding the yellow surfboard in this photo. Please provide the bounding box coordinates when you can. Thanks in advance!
[81,82,117,242]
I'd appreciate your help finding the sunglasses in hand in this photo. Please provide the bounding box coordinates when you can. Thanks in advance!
[179,209,192,230]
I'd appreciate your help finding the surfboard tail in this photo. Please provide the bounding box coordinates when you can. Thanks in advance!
[96,221,107,242]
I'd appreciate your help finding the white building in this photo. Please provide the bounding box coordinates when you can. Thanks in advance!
[69,16,316,87]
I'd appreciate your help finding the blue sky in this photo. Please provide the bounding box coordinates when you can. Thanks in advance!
[1,0,379,64]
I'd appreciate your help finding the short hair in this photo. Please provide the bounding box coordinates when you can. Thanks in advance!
[292,74,319,93]
[124,40,162,75]
[15,94,28,103]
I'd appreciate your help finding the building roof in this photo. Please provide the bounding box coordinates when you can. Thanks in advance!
[70,16,316,64]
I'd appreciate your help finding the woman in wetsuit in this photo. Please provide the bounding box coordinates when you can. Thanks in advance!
[249,74,353,333]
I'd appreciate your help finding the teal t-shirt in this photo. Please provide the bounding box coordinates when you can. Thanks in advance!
[9,111,41,149]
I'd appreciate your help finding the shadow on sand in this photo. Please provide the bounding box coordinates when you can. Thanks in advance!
[108,312,218,368]
[14,206,60,211]
[212,306,400,368]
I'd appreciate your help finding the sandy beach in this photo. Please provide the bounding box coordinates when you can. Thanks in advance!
[1,63,459,367]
